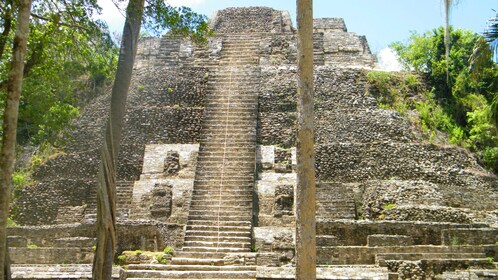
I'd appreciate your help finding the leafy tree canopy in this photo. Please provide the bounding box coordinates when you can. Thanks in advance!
[387,27,498,172]
[0,0,211,147]
[0,0,118,146]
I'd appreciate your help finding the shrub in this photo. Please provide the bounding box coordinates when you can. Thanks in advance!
[163,246,174,255]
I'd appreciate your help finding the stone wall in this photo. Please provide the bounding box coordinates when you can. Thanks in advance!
[12,64,209,225]
[316,220,490,246]
[210,7,293,34]
[7,222,184,255]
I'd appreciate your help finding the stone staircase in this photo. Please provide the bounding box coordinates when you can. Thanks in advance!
[316,182,357,220]
[219,35,260,66]
[126,34,260,279]
[83,180,134,222]
[116,181,135,220]
[156,36,182,67]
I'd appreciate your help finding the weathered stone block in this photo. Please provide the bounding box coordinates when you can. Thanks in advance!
[7,236,27,247]
[441,228,498,245]
[317,235,338,246]
[53,237,95,248]
[367,234,413,247]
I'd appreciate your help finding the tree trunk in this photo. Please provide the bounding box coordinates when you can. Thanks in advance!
[0,0,33,279]
[92,0,144,278]
[0,0,14,60]
[295,0,316,279]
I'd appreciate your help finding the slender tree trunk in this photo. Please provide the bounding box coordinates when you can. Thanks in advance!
[0,0,33,279]
[0,0,14,59]
[92,0,144,278]
[295,0,316,279]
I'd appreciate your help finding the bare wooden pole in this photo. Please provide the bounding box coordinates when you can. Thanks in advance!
[295,0,316,279]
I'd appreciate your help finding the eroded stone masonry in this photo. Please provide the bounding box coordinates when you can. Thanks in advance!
[8,7,498,280]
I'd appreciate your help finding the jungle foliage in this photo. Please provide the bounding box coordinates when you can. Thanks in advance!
[370,26,498,172]
[0,0,118,147]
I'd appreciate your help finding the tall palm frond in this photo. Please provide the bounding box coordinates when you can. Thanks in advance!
[469,36,492,77]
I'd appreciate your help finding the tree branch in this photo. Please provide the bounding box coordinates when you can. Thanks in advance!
[30,12,91,31]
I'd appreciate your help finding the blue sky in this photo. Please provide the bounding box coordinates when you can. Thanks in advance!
[97,0,497,54]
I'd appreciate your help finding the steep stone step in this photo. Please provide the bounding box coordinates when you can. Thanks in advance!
[201,123,256,130]
[199,145,255,152]
[185,230,251,239]
[207,81,259,87]
[200,135,255,141]
[200,142,256,148]
[192,190,253,197]
[185,235,251,243]
[193,178,254,184]
[222,41,259,46]
[199,154,256,161]
[189,206,252,214]
[205,87,257,93]
[194,171,254,178]
[196,154,255,161]
[195,167,255,173]
[202,113,256,119]
[222,45,259,51]
[222,49,259,54]
[204,109,256,115]
[127,264,256,272]
[194,167,255,175]
[211,71,259,76]
[187,219,251,227]
[191,182,254,189]
[206,92,257,98]
[182,246,250,253]
[204,105,257,111]
[186,224,251,232]
[190,194,253,201]
[198,148,255,154]
[199,147,256,155]
[188,212,252,221]
[197,135,255,141]
[126,269,256,279]
[219,57,259,62]
[219,62,259,67]
[190,186,254,193]
[190,200,252,207]
[170,257,225,266]
[184,240,251,248]
[200,126,256,133]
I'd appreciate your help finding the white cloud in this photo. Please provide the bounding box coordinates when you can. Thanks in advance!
[376,47,402,72]
[166,0,206,7]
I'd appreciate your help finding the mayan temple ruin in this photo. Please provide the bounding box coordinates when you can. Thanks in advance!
[6,7,498,279]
